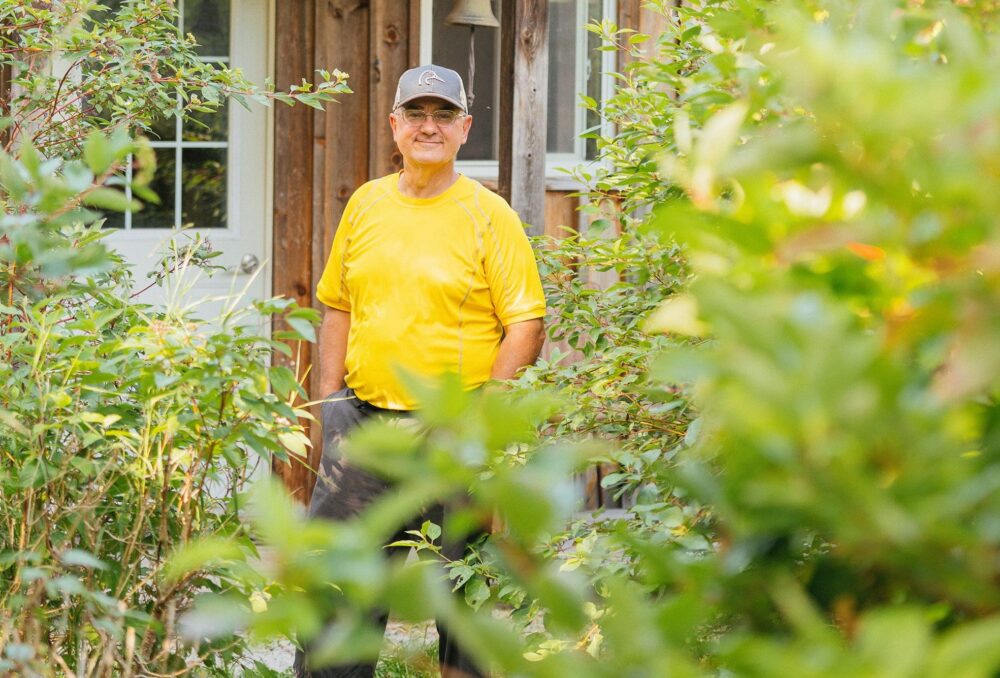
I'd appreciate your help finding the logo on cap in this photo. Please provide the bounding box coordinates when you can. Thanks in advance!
[417,70,445,87]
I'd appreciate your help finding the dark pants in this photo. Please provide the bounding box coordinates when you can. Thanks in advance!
[294,388,485,678]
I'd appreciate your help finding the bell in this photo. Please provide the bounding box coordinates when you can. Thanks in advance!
[444,0,500,28]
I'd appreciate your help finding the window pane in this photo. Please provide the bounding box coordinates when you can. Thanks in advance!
[148,111,178,142]
[183,103,228,142]
[547,1,579,154]
[98,0,127,14]
[133,149,177,229]
[585,0,603,160]
[181,148,227,228]
[432,1,500,160]
[102,212,125,229]
[185,0,231,57]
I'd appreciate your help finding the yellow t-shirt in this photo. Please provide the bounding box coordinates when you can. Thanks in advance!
[316,173,546,410]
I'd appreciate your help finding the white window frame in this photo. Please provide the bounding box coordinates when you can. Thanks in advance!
[418,0,617,185]
[110,0,272,249]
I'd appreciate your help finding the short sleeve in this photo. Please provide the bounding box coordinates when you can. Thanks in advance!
[484,205,546,326]
[316,195,356,311]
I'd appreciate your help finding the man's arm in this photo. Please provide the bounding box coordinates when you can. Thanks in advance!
[490,318,546,381]
[318,307,351,396]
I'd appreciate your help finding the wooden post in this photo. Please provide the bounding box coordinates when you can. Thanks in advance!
[497,0,515,205]
[271,0,316,502]
[498,0,547,234]
[305,0,370,503]
[369,2,410,177]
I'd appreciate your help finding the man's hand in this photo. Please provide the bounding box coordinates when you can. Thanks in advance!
[489,318,545,382]
[318,307,350,396]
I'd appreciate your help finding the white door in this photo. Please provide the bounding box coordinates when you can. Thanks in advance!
[106,0,271,321]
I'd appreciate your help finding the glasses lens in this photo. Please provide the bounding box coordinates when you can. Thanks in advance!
[432,110,459,125]
[402,109,425,124]
[400,109,460,125]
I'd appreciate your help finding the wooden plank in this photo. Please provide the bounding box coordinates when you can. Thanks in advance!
[271,0,316,503]
[509,0,548,234]
[618,0,674,71]
[497,0,516,205]
[309,0,371,502]
[543,190,578,239]
[369,1,409,177]
[617,0,641,72]
[408,1,422,68]
[539,191,583,365]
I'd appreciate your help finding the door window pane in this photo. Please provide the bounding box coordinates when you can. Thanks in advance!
[133,149,177,229]
[103,212,126,229]
[149,113,177,142]
[185,0,231,57]
[183,103,228,142]
[100,0,231,230]
[181,148,227,228]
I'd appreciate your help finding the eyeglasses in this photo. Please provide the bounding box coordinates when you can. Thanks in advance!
[397,108,465,126]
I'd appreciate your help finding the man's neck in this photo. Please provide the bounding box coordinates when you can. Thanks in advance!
[397,163,459,199]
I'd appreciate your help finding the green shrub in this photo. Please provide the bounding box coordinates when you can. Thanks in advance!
[0,1,345,673]
[212,1,1000,675]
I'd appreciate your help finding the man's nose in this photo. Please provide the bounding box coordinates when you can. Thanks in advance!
[418,113,438,133]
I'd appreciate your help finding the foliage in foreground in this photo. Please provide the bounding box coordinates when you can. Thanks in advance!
[0,0,346,674]
[181,0,1000,676]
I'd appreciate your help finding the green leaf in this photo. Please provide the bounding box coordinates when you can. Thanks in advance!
[284,315,316,342]
[464,577,491,611]
[83,131,115,175]
[61,549,108,570]
[421,520,442,542]
[269,365,301,399]
[277,431,310,458]
[164,537,244,582]
[83,187,139,212]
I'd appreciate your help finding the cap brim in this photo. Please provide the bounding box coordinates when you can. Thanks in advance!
[395,92,467,113]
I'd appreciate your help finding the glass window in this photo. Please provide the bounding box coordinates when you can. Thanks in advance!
[427,0,614,168]
[430,1,501,160]
[109,0,231,230]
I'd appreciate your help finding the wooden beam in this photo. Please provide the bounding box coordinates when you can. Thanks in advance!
[498,0,547,233]
[497,0,515,204]
[511,0,548,234]
[369,1,409,177]
[271,0,316,503]
[408,1,422,68]
[275,0,369,504]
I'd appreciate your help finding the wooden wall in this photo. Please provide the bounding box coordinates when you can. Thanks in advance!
[271,0,665,503]
[272,0,421,502]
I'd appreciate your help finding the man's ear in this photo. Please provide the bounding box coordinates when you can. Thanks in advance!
[389,112,400,140]
[460,114,473,144]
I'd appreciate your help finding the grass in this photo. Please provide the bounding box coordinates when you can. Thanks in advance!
[375,641,439,678]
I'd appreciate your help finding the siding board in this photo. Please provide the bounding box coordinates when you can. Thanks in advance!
[369,1,410,177]
[272,0,317,502]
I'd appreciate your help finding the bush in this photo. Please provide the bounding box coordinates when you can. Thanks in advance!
[210,1,1000,675]
[0,1,345,673]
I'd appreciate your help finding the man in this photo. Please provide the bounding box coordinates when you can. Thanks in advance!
[294,64,546,678]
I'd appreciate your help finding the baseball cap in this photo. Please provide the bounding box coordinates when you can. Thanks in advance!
[393,64,468,113]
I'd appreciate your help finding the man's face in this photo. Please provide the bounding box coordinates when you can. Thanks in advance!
[389,97,473,169]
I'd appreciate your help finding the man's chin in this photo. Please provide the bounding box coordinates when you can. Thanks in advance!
[409,152,451,167]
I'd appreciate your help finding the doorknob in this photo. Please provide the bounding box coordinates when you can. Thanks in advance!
[239,254,260,274]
